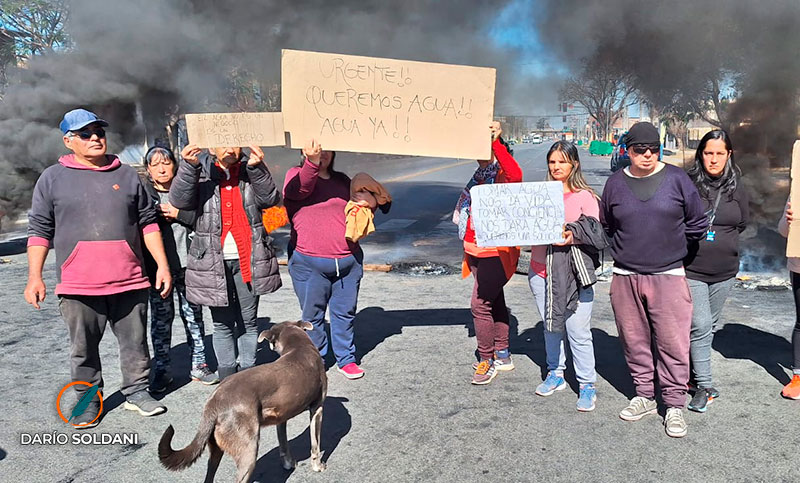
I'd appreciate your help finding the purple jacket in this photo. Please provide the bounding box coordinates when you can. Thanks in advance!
[27,154,159,296]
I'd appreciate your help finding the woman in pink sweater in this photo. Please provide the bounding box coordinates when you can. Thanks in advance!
[528,141,600,411]
[283,139,365,379]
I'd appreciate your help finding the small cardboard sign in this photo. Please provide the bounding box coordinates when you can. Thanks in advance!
[470,181,566,247]
[281,49,495,159]
[185,112,285,148]
[787,140,800,257]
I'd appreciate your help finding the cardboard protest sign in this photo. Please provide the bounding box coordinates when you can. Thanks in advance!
[281,49,495,159]
[470,181,565,247]
[185,112,285,148]
[787,140,800,256]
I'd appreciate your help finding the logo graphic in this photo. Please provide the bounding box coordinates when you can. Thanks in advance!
[56,381,103,427]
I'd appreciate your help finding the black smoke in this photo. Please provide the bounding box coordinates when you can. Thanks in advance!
[536,0,800,271]
[0,0,562,229]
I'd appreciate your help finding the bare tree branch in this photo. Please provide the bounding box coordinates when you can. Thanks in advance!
[560,59,638,140]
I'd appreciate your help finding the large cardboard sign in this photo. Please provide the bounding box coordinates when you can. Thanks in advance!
[471,181,566,247]
[787,141,800,256]
[281,49,496,159]
[185,112,285,148]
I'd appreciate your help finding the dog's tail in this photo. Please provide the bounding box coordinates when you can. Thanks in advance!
[158,409,216,471]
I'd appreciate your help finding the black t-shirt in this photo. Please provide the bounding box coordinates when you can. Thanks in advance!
[622,166,668,201]
[684,183,750,283]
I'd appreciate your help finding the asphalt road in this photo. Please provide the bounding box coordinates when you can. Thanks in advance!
[1,144,798,482]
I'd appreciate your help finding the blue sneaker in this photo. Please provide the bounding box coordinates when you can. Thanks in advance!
[535,371,566,396]
[577,383,597,412]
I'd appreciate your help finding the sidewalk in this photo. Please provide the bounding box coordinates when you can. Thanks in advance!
[0,250,797,482]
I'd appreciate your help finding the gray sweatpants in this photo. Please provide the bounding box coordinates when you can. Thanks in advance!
[529,273,597,384]
[59,289,150,398]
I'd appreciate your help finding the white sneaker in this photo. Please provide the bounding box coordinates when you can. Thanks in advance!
[619,396,657,421]
[664,407,688,438]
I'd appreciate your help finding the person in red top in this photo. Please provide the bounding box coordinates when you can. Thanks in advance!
[454,121,523,385]
[171,144,282,380]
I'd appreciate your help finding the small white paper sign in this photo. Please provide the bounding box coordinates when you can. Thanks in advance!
[471,181,565,247]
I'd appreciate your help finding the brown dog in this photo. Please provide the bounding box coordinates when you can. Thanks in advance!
[158,321,327,482]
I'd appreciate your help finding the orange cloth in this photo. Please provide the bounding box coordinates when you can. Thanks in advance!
[345,173,391,242]
[350,172,392,209]
[261,206,289,233]
[461,241,520,281]
[345,201,375,242]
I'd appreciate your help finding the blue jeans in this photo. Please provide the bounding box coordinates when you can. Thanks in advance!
[529,273,597,384]
[289,250,363,367]
[688,277,735,388]
[209,260,260,375]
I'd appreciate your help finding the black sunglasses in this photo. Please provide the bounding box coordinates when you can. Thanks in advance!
[72,128,106,140]
[629,144,660,155]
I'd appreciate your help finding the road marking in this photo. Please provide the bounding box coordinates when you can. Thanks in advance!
[384,160,474,183]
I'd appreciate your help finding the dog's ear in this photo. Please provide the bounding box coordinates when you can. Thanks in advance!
[257,329,273,343]
[295,321,313,331]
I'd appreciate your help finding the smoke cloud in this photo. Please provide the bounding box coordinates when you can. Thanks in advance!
[0,0,562,228]
[535,0,800,271]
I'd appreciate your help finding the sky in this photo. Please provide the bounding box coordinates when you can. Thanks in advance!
[488,0,568,115]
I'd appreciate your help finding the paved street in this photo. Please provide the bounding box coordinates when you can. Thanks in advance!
[1,145,798,482]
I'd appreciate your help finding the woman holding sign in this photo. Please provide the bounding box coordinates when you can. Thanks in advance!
[683,130,749,412]
[456,121,523,385]
[283,140,366,380]
[528,141,601,411]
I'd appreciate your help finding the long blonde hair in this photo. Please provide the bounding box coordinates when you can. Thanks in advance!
[546,141,597,197]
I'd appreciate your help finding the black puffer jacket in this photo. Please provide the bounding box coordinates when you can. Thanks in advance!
[544,215,609,332]
[169,152,282,307]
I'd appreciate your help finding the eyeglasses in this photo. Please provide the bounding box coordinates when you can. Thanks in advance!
[70,128,106,140]
[629,144,660,155]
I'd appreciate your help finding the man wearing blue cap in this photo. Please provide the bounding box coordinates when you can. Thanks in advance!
[24,108,173,428]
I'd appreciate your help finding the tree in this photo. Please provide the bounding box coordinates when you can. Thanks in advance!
[536,117,551,131]
[648,70,736,134]
[0,0,69,91]
[0,0,70,56]
[560,58,637,141]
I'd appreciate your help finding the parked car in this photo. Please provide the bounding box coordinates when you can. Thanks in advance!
[532,134,543,144]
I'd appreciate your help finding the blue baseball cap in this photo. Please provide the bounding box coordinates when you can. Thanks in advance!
[59,108,109,134]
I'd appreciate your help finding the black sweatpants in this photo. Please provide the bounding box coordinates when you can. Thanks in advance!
[791,272,800,372]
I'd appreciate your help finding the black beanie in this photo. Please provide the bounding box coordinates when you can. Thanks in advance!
[624,122,660,145]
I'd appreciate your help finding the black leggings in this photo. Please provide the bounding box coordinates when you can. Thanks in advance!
[791,272,800,370]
